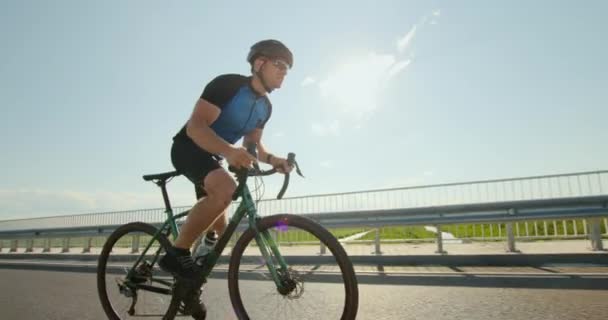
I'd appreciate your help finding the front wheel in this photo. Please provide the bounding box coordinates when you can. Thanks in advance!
[228,214,359,320]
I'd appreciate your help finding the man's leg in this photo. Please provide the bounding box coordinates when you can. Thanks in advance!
[191,210,227,251]
[174,168,235,250]
[209,211,227,236]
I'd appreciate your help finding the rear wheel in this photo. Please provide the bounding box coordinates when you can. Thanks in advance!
[228,214,359,320]
[97,222,181,319]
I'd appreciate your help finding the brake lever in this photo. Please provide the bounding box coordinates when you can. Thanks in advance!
[286,152,304,178]
[293,160,304,178]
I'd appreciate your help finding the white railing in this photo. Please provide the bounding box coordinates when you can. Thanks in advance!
[1,170,606,232]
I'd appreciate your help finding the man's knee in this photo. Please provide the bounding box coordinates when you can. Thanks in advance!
[204,169,236,206]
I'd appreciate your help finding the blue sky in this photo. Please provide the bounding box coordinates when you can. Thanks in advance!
[1,1,607,220]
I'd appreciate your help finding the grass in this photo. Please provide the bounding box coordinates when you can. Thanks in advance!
[359,226,436,241]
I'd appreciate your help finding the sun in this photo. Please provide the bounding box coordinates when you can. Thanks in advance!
[318,53,400,118]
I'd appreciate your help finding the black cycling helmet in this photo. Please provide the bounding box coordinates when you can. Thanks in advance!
[247,39,293,68]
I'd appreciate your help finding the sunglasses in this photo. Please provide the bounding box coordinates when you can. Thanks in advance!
[270,59,290,72]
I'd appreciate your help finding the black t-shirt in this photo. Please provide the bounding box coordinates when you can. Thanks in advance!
[174,74,272,146]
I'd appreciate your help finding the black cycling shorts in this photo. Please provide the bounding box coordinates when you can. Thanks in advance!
[171,138,223,199]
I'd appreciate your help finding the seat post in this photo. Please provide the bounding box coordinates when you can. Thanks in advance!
[157,180,173,212]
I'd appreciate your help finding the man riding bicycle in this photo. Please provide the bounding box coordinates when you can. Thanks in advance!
[158,39,295,312]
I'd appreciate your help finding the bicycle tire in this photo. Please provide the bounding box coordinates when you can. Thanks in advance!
[227,214,359,320]
[97,222,176,320]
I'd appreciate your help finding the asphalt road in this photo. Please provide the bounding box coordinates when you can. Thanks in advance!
[1,268,608,320]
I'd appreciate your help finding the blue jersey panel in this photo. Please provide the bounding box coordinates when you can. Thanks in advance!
[210,85,270,144]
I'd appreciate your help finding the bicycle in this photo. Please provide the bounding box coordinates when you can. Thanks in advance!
[97,146,359,320]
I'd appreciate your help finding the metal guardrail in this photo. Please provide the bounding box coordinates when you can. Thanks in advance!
[0,195,606,254]
[1,170,607,231]
[0,170,606,254]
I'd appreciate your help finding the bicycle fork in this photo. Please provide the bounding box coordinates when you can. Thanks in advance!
[248,212,290,291]
[254,229,290,289]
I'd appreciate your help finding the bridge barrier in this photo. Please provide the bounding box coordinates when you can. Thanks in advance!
[1,195,606,255]
[2,170,607,255]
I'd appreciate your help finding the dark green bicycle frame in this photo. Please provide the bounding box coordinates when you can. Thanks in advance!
[126,184,290,291]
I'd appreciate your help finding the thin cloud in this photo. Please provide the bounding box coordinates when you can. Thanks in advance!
[386,177,426,188]
[301,76,316,87]
[311,121,341,137]
[385,170,435,188]
[397,25,417,53]
[273,132,285,138]
[320,161,333,168]
[0,188,171,219]
[388,59,411,77]
[430,10,441,25]
[397,9,440,54]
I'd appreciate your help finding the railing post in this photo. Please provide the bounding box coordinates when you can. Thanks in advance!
[506,222,517,252]
[43,239,51,253]
[588,218,604,251]
[10,240,18,252]
[320,242,327,255]
[505,209,518,252]
[131,235,140,253]
[435,225,446,254]
[372,228,382,255]
[82,237,92,253]
[583,220,588,236]
[61,238,70,253]
[25,239,34,253]
[553,221,558,237]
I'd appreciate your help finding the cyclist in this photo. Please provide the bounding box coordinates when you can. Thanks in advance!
[159,39,295,298]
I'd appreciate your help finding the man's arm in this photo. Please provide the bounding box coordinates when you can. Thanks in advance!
[186,98,233,157]
[244,129,293,173]
[243,128,273,164]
